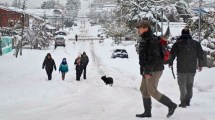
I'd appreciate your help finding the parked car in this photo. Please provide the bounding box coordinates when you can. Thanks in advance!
[97,29,108,38]
[111,49,129,59]
[90,21,96,26]
[55,36,65,48]
[53,31,67,36]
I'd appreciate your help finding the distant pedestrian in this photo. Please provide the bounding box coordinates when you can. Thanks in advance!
[74,56,83,81]
[81,52,89,79]
[169,28,204,108]
[59,58,69,80]
[42,53,56,80]
[75,34,78,42]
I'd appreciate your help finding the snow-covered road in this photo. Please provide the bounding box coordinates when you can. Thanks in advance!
[1,38,215,120]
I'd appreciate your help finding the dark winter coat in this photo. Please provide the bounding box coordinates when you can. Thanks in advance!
[139,30,164,75]
[74,58,83,71]
[42,58,56,72]
[169,34,204,73]
[81,54,89,66]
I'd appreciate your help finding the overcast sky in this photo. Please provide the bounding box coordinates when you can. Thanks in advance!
[1,0,67,8]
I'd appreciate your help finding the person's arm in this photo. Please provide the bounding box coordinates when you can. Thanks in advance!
[66,64,69,72]
[169,43,178,67]
[86,56,89,65]
[42,59,46,69]
[74,59,77,65]
[138,40,146,75]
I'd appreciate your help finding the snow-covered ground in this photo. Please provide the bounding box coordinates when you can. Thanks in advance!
[1,31,215,120]
[1,0,215,120]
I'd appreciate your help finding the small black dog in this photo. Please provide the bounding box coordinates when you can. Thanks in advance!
[101,75,113,86]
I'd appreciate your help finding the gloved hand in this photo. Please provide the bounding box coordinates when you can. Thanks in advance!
[169,63,173,68]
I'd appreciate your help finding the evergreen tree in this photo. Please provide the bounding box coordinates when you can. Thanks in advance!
[66,0,80,18]
[40,0,56,9]
[12,0,19,8]
[41,2,47,9]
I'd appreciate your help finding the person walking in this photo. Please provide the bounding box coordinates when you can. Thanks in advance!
[81,52,89,79]
[42,53,56,80]
[74,56,83,81]
[136,20,177,118]
[75,34,78,42]
[169,28,204,108]
[59,58,69,80]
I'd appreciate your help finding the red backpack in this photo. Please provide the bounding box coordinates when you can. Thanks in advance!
[159,37,170,64]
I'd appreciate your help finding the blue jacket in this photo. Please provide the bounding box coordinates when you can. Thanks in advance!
[59,64,69,73]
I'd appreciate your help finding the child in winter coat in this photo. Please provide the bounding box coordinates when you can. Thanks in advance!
[74,56,83,81]
[59,58,69,80]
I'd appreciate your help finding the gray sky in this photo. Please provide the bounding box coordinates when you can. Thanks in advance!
[1,0,67,8]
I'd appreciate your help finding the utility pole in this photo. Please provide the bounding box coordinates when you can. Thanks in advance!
[61,15,64,29]
[20,0,26,56]
[161,8,163,36]
[155,6,158,36]
[198,0,202,42]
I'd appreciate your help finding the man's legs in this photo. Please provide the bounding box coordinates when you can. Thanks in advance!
[186,73,195,106]
[147,71,177,118]
[83,65,87,79]
[136,75,151,118]
[177,73,188,107]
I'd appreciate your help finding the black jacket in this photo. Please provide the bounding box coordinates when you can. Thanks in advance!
[81,54,89,66]
[42,58,56,72]
[139,31,164,75]
[169,34,204,73]
[74,59,83,71]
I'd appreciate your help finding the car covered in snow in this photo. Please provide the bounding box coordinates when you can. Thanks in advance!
[111,49,128,59]
[53,31,67,36]
[54,36,65,48]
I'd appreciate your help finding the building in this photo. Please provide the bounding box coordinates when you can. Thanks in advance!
[0,5,29,28]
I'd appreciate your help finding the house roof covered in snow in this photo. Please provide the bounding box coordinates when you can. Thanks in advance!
[0,5,23,14]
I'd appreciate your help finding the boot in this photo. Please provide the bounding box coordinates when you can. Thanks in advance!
[179,101,186,108]
[159,95,177,118]
[186,99,190,106]
[136,98,152,118]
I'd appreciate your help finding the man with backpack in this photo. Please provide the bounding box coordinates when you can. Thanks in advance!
[135,20,177,118]
[169,28,204,108]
